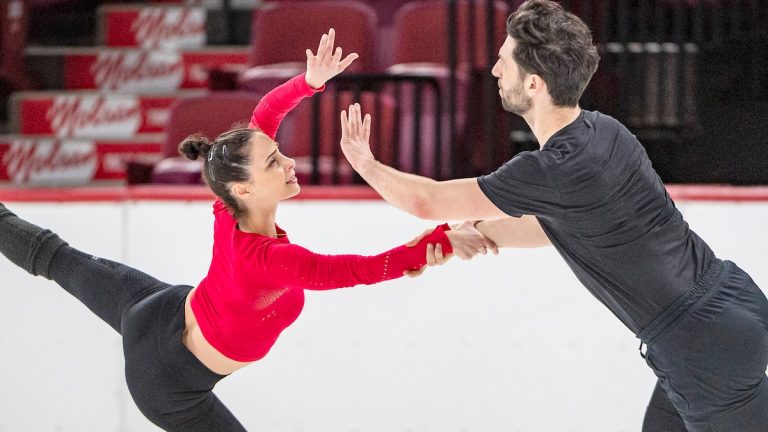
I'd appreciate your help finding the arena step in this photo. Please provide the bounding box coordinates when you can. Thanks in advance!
[98,1,261,47]
[0,134,163,186]
[98,4,207,49]
[25,46,249,92]
[10,90,205,138]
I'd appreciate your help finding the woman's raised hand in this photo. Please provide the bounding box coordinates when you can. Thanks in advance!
[304,28,359,89]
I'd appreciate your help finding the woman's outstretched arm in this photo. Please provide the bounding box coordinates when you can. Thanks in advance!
[243,225,455,290]
[249,28,358,139]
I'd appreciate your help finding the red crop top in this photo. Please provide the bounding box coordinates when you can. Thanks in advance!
[190,74,453,361]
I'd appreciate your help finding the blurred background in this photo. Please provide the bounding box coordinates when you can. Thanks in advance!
[0,0,765,188]
[0,1,767,431]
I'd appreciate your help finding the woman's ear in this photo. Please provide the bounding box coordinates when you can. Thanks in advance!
[230,182,251,200]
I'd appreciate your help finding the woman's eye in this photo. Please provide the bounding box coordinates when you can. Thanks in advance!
[270,159,277,167]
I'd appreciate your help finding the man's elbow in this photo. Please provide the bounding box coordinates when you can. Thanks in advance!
[408,194,443,220]
[395,179,447,220]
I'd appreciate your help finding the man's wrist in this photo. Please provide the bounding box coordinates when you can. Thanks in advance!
[355,156,376,177]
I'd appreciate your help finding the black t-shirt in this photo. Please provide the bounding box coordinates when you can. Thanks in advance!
[478,110,714,334]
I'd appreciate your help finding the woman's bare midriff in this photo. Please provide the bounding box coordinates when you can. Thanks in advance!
[182,287,253,376]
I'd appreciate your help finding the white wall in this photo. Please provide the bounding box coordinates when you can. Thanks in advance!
[0,199,766,432]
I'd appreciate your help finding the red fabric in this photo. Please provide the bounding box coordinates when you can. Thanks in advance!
[250,2,376,72]
[191,201,452,361]
[192,73,451,362]
[248,73,324,140]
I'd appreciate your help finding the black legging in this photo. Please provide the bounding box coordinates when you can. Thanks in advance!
[0,204,247,431]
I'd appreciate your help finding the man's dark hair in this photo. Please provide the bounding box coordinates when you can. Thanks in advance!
[506,0,600,107]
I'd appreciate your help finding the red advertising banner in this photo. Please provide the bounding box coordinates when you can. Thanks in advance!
[63,49,249,91]
[0,136,163,186]
[15,92,202,138]
[101,6,206,48]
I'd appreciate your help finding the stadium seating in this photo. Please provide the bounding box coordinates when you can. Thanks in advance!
[151,91,262,184]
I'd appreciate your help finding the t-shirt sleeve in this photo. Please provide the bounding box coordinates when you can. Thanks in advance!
[248,73,325,140]
[249,224,453,290]
[477,151,561,218]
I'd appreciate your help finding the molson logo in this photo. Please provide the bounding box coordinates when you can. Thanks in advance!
[46,96,142,138]
[2,139,98,185]
[131,8,206,49]
[90,51,184,91]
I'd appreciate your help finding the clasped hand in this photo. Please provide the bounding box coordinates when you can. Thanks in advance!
[403,221,499,277]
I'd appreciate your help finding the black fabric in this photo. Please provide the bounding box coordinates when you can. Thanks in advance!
[477,110,715,334]
[643,382,689,432]
[0,203,67,279]
[0,206,247,431]
[121,284,246,432]
[640,260,768,432]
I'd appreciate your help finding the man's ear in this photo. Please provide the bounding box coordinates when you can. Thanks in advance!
[527,74,547,97]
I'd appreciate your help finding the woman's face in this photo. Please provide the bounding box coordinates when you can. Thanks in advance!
[240,132,300,205]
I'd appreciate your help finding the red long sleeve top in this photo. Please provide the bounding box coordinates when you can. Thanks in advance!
[190,74,453,362]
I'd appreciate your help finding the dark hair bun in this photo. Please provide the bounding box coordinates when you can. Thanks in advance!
[179,135,213,161]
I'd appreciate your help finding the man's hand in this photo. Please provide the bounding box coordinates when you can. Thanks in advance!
[446,221,499,260]
[340,103,375,171]
[304,28,358,89]
[401,221,498,277]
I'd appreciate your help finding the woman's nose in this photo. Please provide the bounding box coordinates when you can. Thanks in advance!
[285,156,295,171]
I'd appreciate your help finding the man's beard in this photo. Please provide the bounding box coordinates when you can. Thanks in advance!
[500,83,532,115]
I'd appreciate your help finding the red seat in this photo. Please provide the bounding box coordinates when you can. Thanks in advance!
[387,1,511,176]
[265,0,409,69]
[0,0,35,92]
[150,92,263,184]
[231,1,378,93]
[389,0,509,71]
[279,89,397,185]
[250,0,376,71]
[149,89,390,186]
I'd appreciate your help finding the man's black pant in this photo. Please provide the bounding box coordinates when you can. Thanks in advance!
[640,259,768,431]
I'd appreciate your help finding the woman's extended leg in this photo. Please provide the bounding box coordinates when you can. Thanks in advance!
[0,203,168,333]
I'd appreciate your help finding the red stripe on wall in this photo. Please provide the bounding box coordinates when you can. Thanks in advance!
[0,185,382,202]
[0,185,767,203]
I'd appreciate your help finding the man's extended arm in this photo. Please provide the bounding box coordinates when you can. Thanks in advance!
[340,104,507,221]
[473,216,551,248]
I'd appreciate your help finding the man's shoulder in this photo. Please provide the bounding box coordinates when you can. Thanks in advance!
[583,110,630,136]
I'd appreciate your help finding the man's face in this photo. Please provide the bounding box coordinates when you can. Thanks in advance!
[491,37,532,115]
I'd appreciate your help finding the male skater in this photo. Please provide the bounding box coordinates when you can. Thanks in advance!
[339,1,768,430]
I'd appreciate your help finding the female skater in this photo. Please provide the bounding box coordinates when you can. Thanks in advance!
[0,30,461,431]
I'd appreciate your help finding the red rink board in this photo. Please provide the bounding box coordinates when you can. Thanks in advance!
[0,185,382,202]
